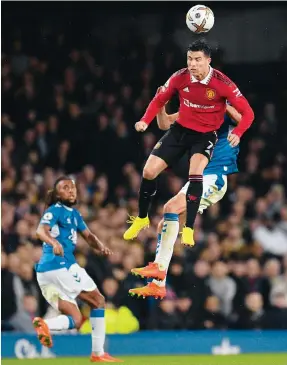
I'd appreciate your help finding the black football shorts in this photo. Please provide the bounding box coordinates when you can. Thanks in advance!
[151,122,217,166]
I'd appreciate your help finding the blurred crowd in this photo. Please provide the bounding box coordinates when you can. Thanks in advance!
[2,4,287,333]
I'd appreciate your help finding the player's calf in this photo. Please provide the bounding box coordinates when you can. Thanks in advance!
[79,289,108,358]
[58,299,83,329]
[123,155,167,241]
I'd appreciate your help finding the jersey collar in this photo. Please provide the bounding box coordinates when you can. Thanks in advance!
[57,202,73,211]
[191,66,213,85]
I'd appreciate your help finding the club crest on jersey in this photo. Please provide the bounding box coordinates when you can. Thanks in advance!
[154,142,162,150]
[206,88,216,100]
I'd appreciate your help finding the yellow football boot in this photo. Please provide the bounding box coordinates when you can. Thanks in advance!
[181,227,195,247]
[123,216,150,240]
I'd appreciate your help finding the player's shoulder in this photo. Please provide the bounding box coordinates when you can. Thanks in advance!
[170,68,189,80]
[41,203,62,219]
[163,68,188,89]
[44,203,62,213]
[212,68,234,86]
[72,208,82,217]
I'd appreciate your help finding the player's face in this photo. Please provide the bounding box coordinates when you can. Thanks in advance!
[187,51,211,80]
[56,179,77,206]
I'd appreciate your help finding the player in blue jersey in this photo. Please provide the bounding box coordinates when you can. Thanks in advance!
[129,94,241,299]
[33,177,122,363]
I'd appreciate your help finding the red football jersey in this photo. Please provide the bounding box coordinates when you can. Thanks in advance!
[141,67,254,138]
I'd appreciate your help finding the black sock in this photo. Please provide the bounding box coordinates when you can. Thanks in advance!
[138,177,157,218]
[186,175,203,228]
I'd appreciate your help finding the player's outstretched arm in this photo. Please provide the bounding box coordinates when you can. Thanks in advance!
[226,104,242,147]
[136,74,178,132]
[223,81,254,139]
[226,104,242,125]
[80,228,113,256]
[157,108,179,130]
[154,86,177,130]
[36,224,64,256]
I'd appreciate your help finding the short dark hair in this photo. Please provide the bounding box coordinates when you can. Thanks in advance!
[187,39,211,57]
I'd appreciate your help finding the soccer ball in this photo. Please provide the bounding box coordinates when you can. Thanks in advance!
[186,5,214,34]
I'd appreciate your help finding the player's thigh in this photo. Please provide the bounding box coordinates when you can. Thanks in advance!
[68,264,103,309]
[164,191,187,215]
[189,153,209,175]
[58,298,82,327]
[199,174,228,213]
[37,269,81,310]
[151,126,187,168]
[69,264,97,292]
[143,154,168,180]
[188,131,217,174]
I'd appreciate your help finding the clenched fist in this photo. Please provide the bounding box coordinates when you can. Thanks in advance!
[135,121,148,132]
[227,133,240,147]
[52,241,64,256]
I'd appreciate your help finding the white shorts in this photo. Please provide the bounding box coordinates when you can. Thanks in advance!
[37,263,97,310]
[179,174,228,214]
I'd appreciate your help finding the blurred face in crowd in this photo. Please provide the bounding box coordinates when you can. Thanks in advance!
[1,252,8,269]
[264,259,281,278]
[23,295,38,314]
[8,254,21,274]
[102,278,119,297]
[177,297,192,313]
[246,259,261,278]
[16,220,30,237]
[205,296,220,312]
[24,129,36,144]
[122,255,136,272]
[212,261,227,279]
[245,292,263,312]
[255,198,267,216]
[227,226,242,241]
[160,299,176,314]
[59,141,70,156]
[170,261,183,276]
[19,263,34,281]
[56,179,77,206]
[83,165,95,184]
[128,244,144,266]
[187,50,211,80]
[36,121,46,136]
[271,293,287,308]
[194,260,210,278]
[232,261,246,277]
[281,206,287,221]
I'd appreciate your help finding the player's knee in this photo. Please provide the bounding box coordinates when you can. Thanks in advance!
[97,293,105,308]
[142,165,158,180]
[72,312,83,329]
[90,292,105,309]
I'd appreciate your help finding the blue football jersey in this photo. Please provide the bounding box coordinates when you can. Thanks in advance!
[35,203,87,272]
[204,114,239,176]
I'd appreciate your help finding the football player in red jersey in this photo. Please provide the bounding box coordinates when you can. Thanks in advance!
[123,39,254,247]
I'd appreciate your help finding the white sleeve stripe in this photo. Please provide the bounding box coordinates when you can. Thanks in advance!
[232,88,242,97]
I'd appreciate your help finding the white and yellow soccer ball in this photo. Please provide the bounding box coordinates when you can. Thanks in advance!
[186,5,214,34]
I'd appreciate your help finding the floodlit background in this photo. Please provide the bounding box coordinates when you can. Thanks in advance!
[1,1,287,360]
